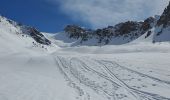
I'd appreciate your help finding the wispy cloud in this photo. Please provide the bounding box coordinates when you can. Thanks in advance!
[49,0,170,28]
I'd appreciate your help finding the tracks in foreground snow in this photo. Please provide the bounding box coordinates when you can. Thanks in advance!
[96,60,170,100]
[55,56,170,100]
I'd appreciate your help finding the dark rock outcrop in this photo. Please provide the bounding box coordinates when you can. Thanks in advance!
[27,27,51,45]
[141,17,155,31]
[64,25,92,42]
[64,25,86,39]
[115,21,142,36]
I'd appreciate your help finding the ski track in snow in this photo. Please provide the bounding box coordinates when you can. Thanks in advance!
[54,56,170,100]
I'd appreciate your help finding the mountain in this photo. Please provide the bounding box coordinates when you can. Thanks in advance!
[63,17,157,45]
[1,2,170,47]
[62,2,170,46]
[63,17,158,45]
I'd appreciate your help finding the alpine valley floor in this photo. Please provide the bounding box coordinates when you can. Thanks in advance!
[0,42,170,100]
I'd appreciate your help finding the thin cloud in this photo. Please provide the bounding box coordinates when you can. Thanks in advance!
[49,0,170,28]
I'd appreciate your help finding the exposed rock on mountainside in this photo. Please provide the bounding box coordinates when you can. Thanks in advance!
[23,27,51,45]
[63,2,170,45]
[153,2,170,42]
[115,21,142,35]
[1,2,170,46]
[157,2,170,27]
[141,17,155,31]
[64,25,93,43]
[64,25,86,39]
[0,16,51,45]
[64,17,156,45]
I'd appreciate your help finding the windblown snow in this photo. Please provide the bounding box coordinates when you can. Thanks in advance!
[0,15,170,100]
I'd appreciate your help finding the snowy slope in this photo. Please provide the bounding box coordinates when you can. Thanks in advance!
[1,19,170,100]
[0,2,170,100]
[0,16,59,54]
[1,44,170,100]
[153,26,170,42]
[132,26,170,44]
[0,16,35,53]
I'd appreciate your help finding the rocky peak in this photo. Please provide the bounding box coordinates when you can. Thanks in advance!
[157,2,170,27]
[141,17,155,31]
[64,25,87,39]
[64,25,92,43]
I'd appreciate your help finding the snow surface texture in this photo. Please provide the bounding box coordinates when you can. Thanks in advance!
[1,15,170,100]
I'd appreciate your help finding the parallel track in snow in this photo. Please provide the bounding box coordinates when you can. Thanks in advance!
[55,56,170,100]
[100,60,170,85]
[95,60,170,100]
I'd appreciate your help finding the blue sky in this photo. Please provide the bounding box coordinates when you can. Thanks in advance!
[0,0,88,32]
[0,0,169,32]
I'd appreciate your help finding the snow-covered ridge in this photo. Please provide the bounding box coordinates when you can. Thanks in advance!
[0,15,59,54]
[62,13,169,46]
[1,2,170,48]
[0,15,51,45]
[0,5,170,48]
